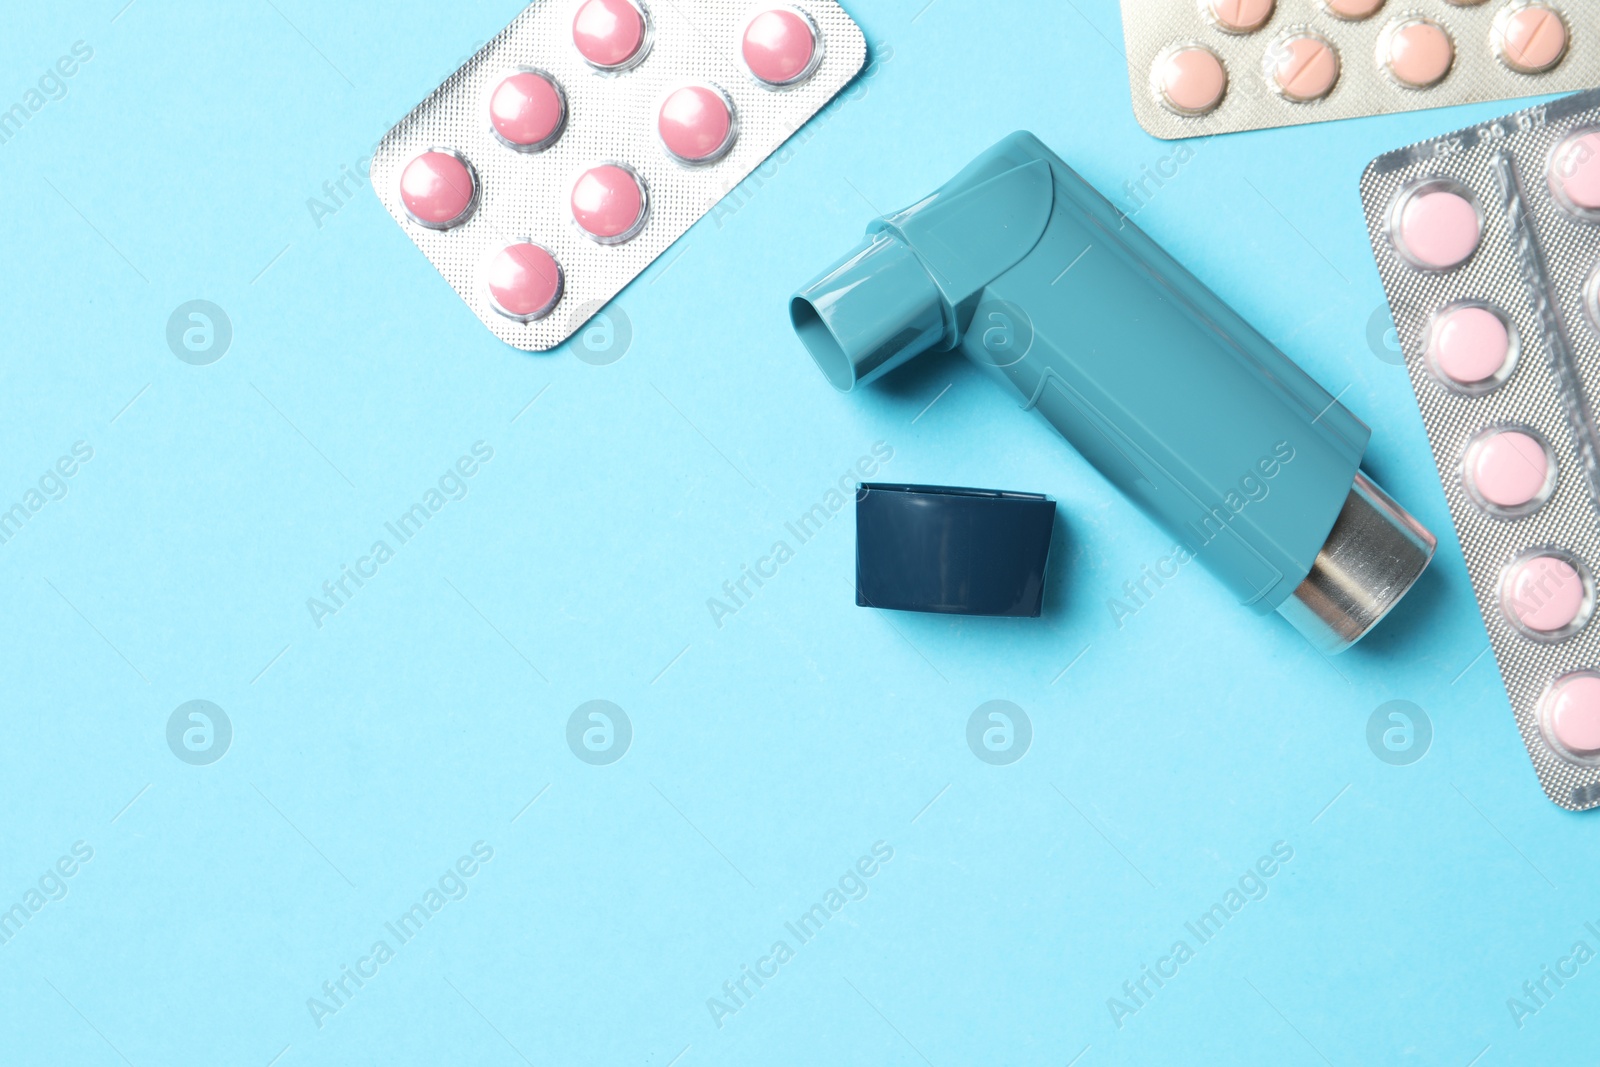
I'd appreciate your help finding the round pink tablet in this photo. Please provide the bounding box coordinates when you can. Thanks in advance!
[1395,187,1480,269]
[1497,4,1567,73]
[1268,34,1340,102]
[659,85,735,163]
[742,8,820,85]
[1504,556,1586,632]
[1544,673,1600,753]
[487,242,563,321]
[573,0,649,70]
[1550,131,1600,213]
[572,164,647,242]
[1384,19,1453,88]
[1429,306,1510,385]
[490,71,566,150]
[1323,0,1383,20]
[1208,0,1273,32]
[400,150,477,229]
[1155,46,1227,114]
[1467,430,1550,509]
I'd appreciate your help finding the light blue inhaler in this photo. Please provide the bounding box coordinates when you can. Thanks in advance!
[790,132,1435,653]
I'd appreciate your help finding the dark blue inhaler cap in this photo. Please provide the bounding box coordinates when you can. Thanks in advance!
[855,484,1057,617]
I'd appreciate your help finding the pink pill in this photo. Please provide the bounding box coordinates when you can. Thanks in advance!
[573,0,649,70]
[1428,306,1510,385]
[659,85,736,164]
[1394,187,1479,270]
[490,71,566,150]
[487,242,564,322]
[742,8,820,86]
[1503,556,1586,633]
[1550,131,1600,214]
[400,150,477,229]
[1208,0,1273,32]
[1496,4,1567,73]
[1384,19,1453,88]
[1543,673,1600,754]
[1467,430,1550,510]
[1155,46,1228,114]
[1323,0,1383,20]
[572,164,647,243]
[1267,34,1340,102]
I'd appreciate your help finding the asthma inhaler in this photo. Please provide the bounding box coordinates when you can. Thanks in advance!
[790,132,1435,653]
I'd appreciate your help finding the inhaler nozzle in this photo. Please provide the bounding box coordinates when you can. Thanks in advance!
[790,233,946,391]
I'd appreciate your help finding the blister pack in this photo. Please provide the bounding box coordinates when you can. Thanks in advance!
[1360,89,1600,810]
[1121,0,1599,140]
[371,0,866,351]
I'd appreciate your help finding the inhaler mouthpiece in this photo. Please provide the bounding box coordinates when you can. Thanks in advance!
[790,233,947,392]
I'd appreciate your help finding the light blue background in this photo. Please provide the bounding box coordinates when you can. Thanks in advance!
[2,0,1596,1063]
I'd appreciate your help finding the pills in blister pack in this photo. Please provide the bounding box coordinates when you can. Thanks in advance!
[1121,0,1599,139]
[400,150,479,230]
[372,0,866,351]
[572,0,651,70]
[1361,89,1600,810]
[489,71,567,151]
[658,85,737,163]
[1462,427,1555,515]
[1426,303,1516,391]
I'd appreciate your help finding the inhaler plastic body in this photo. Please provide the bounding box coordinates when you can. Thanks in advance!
[790,132,1434,652]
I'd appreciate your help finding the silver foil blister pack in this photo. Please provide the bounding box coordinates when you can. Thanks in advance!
[1121,0,1599,140]
[371,0,866,351]
[1361,89,1600,810]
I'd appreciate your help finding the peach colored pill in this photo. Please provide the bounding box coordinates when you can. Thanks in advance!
[1269,35,1339,101]
[1505,556,1585,632]
[1497,4,1567,73]
[1545,674,1600,753]
[742,9,819,85]
[1550,131,1600,213]
[1324,0,1383,20]
[573,0,648,70]
[1429,306,1509,384]
[659,85,735,163]
[400,150,477,229]
[487,243,563,321]
[1468,430,1549,509]
[1208,0,1273,32]
[572,164,647,242]
[1384,19,1453,88]
[1155,46,1227,113]
[1395,188,1479,269]
[490,71,565,150]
